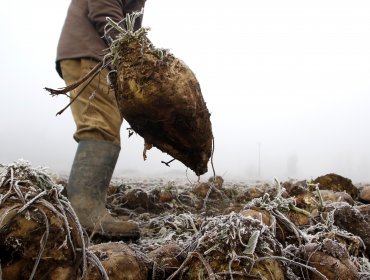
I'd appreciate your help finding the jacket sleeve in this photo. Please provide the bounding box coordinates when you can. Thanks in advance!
[124,0,146,31]
[87,0,125,38]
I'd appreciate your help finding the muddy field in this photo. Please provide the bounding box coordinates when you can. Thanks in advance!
[1,160,370,279]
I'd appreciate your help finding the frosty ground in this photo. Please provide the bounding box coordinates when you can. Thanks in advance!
[1,161,370,279]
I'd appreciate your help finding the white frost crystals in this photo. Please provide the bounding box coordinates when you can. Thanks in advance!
[0,159,108,280]
[0,159,62,193]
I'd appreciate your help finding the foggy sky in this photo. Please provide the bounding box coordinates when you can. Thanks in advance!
[1,0,370,182]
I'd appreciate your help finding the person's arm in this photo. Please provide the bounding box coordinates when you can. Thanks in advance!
[87,0,125,39]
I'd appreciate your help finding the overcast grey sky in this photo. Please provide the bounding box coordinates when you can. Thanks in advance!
[1,0,370,182]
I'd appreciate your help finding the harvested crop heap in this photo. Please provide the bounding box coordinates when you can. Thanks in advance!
[105,13,213,176]
[0,161,108,280]
[3,162,370,280]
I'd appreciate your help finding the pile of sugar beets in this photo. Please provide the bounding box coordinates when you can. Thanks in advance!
[1,160,370,280]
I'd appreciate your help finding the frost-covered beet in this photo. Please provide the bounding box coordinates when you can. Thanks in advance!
[302,239,359,280]
[314,173,359,199]
[170,213,286,280]
[0,161,104,280]
[88,242,149,280]
[106,15,213,176]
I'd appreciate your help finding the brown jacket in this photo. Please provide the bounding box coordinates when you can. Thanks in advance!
[56,0,146,78]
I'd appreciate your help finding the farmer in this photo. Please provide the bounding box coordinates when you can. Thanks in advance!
[55,0,146,239]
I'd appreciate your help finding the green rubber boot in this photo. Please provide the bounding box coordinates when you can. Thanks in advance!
[67,139,140,240]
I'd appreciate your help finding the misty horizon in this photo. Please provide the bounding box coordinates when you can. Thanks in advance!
[1,0,370,183]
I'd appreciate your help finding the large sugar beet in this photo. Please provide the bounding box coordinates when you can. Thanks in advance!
[88,242,149,280]
[0,161,107,279]
[107,16,213,176]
